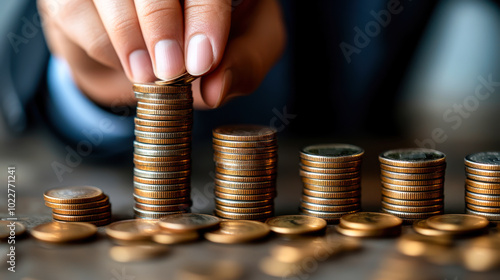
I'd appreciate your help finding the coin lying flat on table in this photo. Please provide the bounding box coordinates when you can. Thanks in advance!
[31,222,97,242]
[266,215,327,235]
[340,212,402,230]
[44,186,104,204]
[105,219,160,241]
[412,219,457,237]
[204,220,270,244]
[426,214,490,232]
[0,221,26,239]
[336,224,401,238]
[158,213,220,231]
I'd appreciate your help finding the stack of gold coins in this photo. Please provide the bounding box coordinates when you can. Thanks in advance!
[133,74,196,219]
[299,144,363,223]
[464,152,500,221]
[379,148,446,223]
[212,124,277,221]
[337,212,402,237]
[44,186,111,226]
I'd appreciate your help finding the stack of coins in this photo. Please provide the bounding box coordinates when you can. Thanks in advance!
[212,124,277,221]
[379,148,446,223]
[299,144,363,223]
[44,186,111,226]
[337,212,402,237]
[464,152,500,221]
[133,74,196,219]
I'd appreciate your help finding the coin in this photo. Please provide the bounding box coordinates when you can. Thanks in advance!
[52,211,111,222]
[381,188,443,200]
[302,183,360,192]
[134,147,191,157]
[214,186,275,195]
[133,141,190,150]
[213,151,277,161]
[466,185,500,195]
[466,204,500,213]
[380,163,446,174]
[379,149,446,167]
[133,189,189,199]
[45,196,110,210]
[134,118,192,127]
[300,144,364,163]
[299,164,359,174]
[380,170,444,180]
[302,189,361,199]
[158,213,220,231]
[381,209,443,219]
[397,234,453,257]
[214,179,274,189]
[134,164,191,172]
[133,182,190,191]
[133,176,189,185]
[465,179,500,189]
[301,195,360,206]
[152,230,199,244]
[266,215,327,235]
[381,182,443,192]
[134,208,188,219]
[382,196,443,206]
[214,156,277,166]
[215,161,276,171]
[204,220,270,243]
[215,204,274,214]
[466,191,500,201]
[465,208,500,221]
[214,198,273,208]
[336,224,401,237]
[0,221,26,239]
[109,245,168,263]
[213,145,277,155]
[213,138,277,148]
[133,194,191,205]
[215,173,276,183]
[133,168,190,179]
[137,101,192,110]
[300,159,362,169]
[380,176,444,186]
[133,154,190,162]
[466,197,500,207]
[134,202,190,212]
[300,208,359,221]
[301,177,361,186]
[52,204,111,215]
[299,170,360,180]
[467,174,500,183]
[134,91,192,100]
[155,72,197,85]
[465,167,500,177]
[412,219,457,237]
[215,167,276,177]
[340,212,402,230]
[213,125,276,142]
[214,209,273,220]
[465,152,500,170]
[300,202,360,212]
[381,201,443,213]
[461,236,500,271]
[426,214,490,232]
[105,219,160,241]
[31,221,97,242]
[136,113,192,121]
[43,186,104,204]
[133,83,191,93]
[134,130,192,139]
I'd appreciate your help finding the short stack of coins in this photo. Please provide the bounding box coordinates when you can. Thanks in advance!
[299,144,363,223]
[464,151,500,221]
[379,148,446,223]
[133,75,196,219]
[44,186,111,226]
[212,124,278,221]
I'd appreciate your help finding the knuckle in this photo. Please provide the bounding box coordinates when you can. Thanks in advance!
[184,1,232,20]
[85,32,111,60]
[140,2,178,25]
[109,16,137,37]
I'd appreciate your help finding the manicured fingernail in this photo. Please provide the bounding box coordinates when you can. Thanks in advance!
[129,49,154,82]
[154,40,184,80]
[186,34,214,76]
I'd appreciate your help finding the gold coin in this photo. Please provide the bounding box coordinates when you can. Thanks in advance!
[133,194,191,205]
[300,208,359,220]
[426,214,490,232]
[214,209,273,220]
[213,144,277,154]
[134,118,192,127]
[465,179,500,190]
[465,208,500,221]
[135,91,192,101]
[340,212,402,230]
[137,101,192,110]
[300,202,360,212]
[155,72,197,85]
[336,224,401,237]
[109,245,168,263]
[299,170,360,180]
[465,167,500,177]
[381,208,443,219]
[380,176,444,186]
[379,149,446,168]
[105,219,160,241]
[380,170,444,180]
[466,196,500,207]
[464,152,500,171]
[135,136,191,145]
[466,191,500,201]
[136,107,193,116]
[380,163,446,174]
[381,201,442,213]
[212,125,276,142]
[213,151,277,161]
[31,221,97,242]
[382,196,443,206]
[466,204,500,213]
[412,219,457,237]
[215,167,276,177]
[214,191,276,201]
[134,202,190,212]
[135,96,193,105]
[215,204,274,214]
[302,183,360,192]
[133,83,191,93]
[134,164,191,172]
[204,220,270,243]
[158,213,220,231]
[300,159,362,169]
[133,176,189,185]
[466,185,500,195]
[300,144,364,163]
[265,215,327,234]
[214,185,275,195]
[381,182,443,192]
[215,173,276,183]
[43,186,104,204]
[133,188,189,199]
[301,177,361,186]
[213,138,277,148]
[52,204,111,215]
[302,189,361,199]
[152,230,199,244]
[45,196,109,210]
[134,208,188,219]
[467,173,500,183]
[214,179,274,189]
[136,113,192,121]
[381,188,443,200]
[301,195,360,205]
[214,198,272,208]
[0,221,26,239]
[299,164,359,174]
[52,211,111,222]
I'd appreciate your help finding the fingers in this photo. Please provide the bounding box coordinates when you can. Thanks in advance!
[134,0,185,81]
[184,0,232,76]
[93,0,154,82]
[196,0,286,109]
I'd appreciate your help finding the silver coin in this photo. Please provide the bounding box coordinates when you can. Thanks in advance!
[134,168,191,179]
[134,147,190,157]
[134,130,192,139]
[300,144,364,162]
[136,107,193,116]
[136,113,192,121]
[380,149,445,166]
[465,208,500,220]
[137,101,192,110]
[133,141,190,150]
[133,181,190,191]
[465,152,500,170]
[158,213,220,231]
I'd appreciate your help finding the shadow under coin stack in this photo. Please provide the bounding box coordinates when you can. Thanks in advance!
[133,75,196,219]
[212,124,278,221]
[379,148,446,223]
[44,186,111,226]
[299,144,363,223]
[464,151,500,222]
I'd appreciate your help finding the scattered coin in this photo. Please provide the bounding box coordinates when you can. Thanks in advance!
[340,212,402,231]
[461,236,500,271]
[105,219,160,241]
[31,222,97,243]
[0,221,26,239]
[426,214,489,233]
[336,224,401,238]
[158,213,220,232]
[266,215,327,235]
[204,220,270,244]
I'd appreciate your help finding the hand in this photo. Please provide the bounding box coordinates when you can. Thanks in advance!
[38,0,286,109]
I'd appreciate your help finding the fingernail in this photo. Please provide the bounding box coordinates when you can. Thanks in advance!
[154,40,185,80]
[204,69,233,108]
[129,49,154,82]
[186,34,214,76]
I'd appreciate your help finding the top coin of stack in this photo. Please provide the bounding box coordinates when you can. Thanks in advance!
[464,152,500,221]
[212,124,278,221]
[299,144,363,223]
[379,148,446,223]
[43,186,112,226]
[133,73,196,219]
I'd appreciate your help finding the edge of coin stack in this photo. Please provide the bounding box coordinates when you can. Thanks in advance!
[379,148,446,224]
[44,186,112,226]
[212,124,278,221]
[133,75,196,219]
[299,144,363,223]
[464,152,500,221]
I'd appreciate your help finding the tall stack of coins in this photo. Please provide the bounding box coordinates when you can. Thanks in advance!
[464,152,500,221]
[44,186,111,226]
[379,148,446,223]
[299,144,363,223]
[212,124,277,221]
[133,74,196,219]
